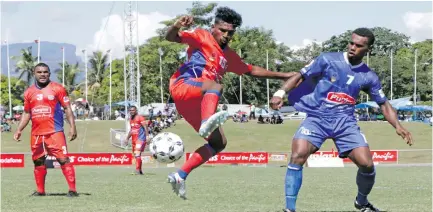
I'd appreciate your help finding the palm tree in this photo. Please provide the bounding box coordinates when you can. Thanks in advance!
[55,62,82,93]
[12,47,38,88]
[88,50,109,104]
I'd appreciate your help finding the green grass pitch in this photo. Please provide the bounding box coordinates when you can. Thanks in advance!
[1,120,432,211]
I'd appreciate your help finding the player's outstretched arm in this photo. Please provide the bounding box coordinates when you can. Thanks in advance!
[246,66,297,80]
[270,72,303,110]
[380,101,413,146]
[165,15,194,43]
[13,111,30,142]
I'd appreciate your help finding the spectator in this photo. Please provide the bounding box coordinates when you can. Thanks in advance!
[249,104,256,120]
[149,105,154,120]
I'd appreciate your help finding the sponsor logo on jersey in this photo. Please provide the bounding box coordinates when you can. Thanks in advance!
[331,76,337,82]
[219,56,227,69]
[326,92,356,105]
[48,95,55,100]
[32,106,51,114]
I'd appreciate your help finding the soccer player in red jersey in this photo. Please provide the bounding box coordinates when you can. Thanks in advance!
[125,106,149,175]
[13,63,78,197]
[165,7,297,198]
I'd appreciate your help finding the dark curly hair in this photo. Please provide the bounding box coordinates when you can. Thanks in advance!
[214,7,242,28]
[353,28,375,46]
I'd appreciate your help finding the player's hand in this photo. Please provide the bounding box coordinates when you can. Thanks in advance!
[174,15,193,28]
[69,126,77,141]
[13,130,22,142]
[396,126,413,146]
[270,96,283,110]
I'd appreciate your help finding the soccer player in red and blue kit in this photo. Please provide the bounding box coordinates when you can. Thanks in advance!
[14,63,78,197]
[165,7,297,198]
[271,28,414,212]
[125,106,149,175]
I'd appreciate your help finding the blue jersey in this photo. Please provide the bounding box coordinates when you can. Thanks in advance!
[288,52,387,116]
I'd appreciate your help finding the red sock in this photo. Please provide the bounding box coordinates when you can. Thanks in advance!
[180,144,216,176]
[136,156,142,171]
[201,90,220,123]
[61,163,76,192]
[34,165,47,193]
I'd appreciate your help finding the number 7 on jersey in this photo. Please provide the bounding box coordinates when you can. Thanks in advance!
[346,75,355,85]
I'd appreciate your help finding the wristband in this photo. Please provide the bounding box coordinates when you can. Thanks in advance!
[273,90,286,98]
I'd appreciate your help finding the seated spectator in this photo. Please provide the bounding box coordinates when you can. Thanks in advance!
[258,115,265,124]
[277,115,283,124]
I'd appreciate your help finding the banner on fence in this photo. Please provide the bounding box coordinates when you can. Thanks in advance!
[268,153,288,162]
[186,152,268,164]
[45,153,133,167]
[0,154,25,168]
[309,150,398,163]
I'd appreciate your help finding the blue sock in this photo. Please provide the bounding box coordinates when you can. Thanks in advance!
[177,169,188,180]
[356,167,376,205]
[285,164,303,211]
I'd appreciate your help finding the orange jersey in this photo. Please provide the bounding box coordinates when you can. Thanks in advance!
[24,82,70,135]
[172,28,252,84]
[129,115,147,141]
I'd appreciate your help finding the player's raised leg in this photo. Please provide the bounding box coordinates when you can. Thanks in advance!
[49,132,78,197]
[168,78,228,199]
[198,80,229,138]
[30,135,48,196]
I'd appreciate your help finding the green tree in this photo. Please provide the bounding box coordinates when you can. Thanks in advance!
[157,2,217,36]
[0,75,26,106]
[87,51,109,104]
[55,62,82,93]
[12,46,38,88]
[412,40,432,101]
[322,27,411,56]
[226,27,291,105]
[138,37,185,105]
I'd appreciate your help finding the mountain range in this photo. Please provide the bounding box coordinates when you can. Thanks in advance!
[1,41,85,83]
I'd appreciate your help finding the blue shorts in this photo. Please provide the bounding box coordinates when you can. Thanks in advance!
[293,115,369,158]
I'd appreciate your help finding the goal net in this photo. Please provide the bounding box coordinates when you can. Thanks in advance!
[110,128,131,150]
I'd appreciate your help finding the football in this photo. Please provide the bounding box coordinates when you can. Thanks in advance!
[149,132,185,163]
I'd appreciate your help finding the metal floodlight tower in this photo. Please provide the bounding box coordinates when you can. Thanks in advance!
[123,1,139,111]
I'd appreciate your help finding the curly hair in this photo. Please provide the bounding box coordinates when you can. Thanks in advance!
[214,7,242,28]
[353,28,375,46]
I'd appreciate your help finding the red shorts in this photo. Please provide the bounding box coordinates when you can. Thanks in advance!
[170,73,204,132]
[31,132,68,161]
[132,138,146,153]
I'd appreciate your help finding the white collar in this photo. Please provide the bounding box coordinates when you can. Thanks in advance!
[343,52,364,69]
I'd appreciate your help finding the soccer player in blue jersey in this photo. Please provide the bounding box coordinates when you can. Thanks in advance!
[270,28,413,212]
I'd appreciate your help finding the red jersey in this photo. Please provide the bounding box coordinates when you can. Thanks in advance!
[174,28,252,83]
[129,115,147,141]
[24,82,70,135]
